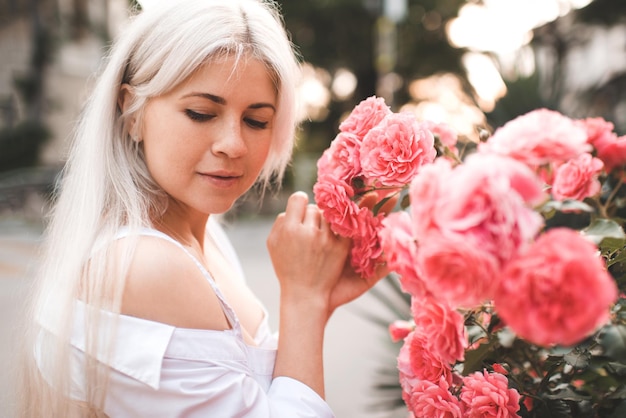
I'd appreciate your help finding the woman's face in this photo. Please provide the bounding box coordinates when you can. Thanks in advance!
[140,55,277,216]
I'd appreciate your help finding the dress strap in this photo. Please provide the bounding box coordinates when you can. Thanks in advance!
[115,227,244,338]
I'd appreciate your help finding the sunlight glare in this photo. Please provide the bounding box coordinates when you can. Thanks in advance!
[462,53,507,112]
[331,68,358,100]
[296,63,331,122]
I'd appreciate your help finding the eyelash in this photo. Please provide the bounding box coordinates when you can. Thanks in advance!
[185,110,268,129]
[245,118,268,129]
[185,109,214,122]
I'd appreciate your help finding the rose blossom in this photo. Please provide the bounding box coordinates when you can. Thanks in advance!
[580,117,626,171]
[398,331,452,392]
[464,153,546,206]
[389,320,414,342]
[411,297,468,364]
[582,116,615,148]
[460,370,521,418]
[360,112,436,187]
[408,158,453,237]
[339,95,392,139]
[312,175,359,238]
[417,232,501,307]
[594,134,626,172]
[380,211,431,299]
[316,132,362,182]
[495,228,618,346]
[348,207,384,277]
[407,377,464,418]
[427,156,544,259]
[479,108,590,166]
[551,153,604,201]
[408,155,545,306]
[422,120,459,157]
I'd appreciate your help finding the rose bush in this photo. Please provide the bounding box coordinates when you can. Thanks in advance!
[313,97,626,417]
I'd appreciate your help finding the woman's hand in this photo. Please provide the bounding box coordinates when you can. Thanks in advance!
[267,190,394,317]
[267,191,351,317]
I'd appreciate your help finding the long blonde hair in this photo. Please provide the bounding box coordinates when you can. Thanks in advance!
[15,1,300,416]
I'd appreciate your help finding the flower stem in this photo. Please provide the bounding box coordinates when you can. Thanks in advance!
[600,177,624,218]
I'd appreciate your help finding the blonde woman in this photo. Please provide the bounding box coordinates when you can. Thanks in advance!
[15,1,384,416]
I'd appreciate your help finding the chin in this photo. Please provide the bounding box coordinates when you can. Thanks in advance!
[203,197,240,216]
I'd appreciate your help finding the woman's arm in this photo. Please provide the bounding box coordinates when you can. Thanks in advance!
[267,192,384,398]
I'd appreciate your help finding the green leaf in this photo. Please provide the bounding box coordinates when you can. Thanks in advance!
[583,219,626,245]
[601,237,626,252]
[564,348,591,369]
[540,199,595,214]
[607,362,626,377]
[372,195,394,216]
[608,385,626,400]
[545,386,592,401]
[462,337,498,375]
[597,325,626,363]
[607,399,626,417]
[536,399,572,418]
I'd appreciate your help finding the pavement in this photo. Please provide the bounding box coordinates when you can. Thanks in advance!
[0,211,409,418]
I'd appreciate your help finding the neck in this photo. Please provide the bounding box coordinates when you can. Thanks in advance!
[154,209,210,251]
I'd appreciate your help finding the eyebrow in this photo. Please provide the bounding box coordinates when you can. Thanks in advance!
[182,92,276,111]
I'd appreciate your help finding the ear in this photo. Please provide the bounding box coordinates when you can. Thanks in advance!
[118,84,140,141]
[118,83,135,114]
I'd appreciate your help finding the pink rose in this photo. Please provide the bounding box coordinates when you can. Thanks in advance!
[339,95,392,139]
[408,158,453,237]
[594,134,626,172]
[407,377,464,418]
[417,233,501,307]
[426,155,544,266]
[551,153,604,201]
[465,153,546,206]
[349,207,384,277]
[582,116,615,147]
[422,120,459,157]
[411,297,468,364]
[312,175,359,238]
[495,228,618,346]
[480,108,590,166]
[580,116,626,172]
[398,331,452,391]
[407,154,545,306]
[389,320,414,342]
[360,112,436,187]
[460,370,521,418]
[317,132,362,182]
[380,212,431,299]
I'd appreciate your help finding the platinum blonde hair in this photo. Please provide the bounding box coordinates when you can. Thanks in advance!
[15,1,300,416]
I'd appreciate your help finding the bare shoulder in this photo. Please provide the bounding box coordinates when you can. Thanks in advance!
[120,235,230,330]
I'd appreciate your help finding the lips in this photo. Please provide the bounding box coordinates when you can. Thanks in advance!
[198,170,243,188]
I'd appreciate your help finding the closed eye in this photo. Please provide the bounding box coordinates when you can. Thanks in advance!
[245,118,269,129]
[185,109,214,122]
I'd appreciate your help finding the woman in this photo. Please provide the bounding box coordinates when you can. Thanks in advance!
[16,0,384,416]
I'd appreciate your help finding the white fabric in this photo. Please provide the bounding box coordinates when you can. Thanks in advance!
[38,218,335,417]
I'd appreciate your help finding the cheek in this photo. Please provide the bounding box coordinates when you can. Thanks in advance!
[249,136,273,171]
[141,125,196,184]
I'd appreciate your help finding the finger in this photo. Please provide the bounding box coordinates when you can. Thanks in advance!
[284,191,309,224]
[373,261,390,279]
[304,204,322,228]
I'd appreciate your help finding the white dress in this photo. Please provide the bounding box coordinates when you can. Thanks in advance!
[38,219,335,418]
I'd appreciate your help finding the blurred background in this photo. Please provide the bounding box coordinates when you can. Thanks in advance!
[0,0,625,417]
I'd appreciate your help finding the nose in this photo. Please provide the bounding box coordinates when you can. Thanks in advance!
[212,118,247,158]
